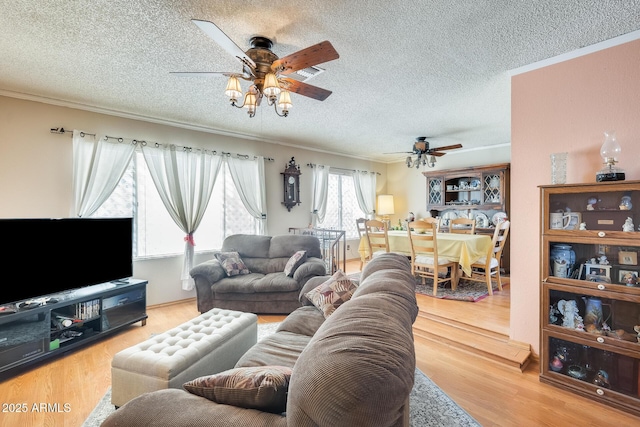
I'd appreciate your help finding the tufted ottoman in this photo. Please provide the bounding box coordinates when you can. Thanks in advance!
[111,308,257,408]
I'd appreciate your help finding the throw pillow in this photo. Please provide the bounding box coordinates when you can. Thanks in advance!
[215,251,250,276]
[183,366,292,413]
[305,270,358,318]
[284,250,307,277]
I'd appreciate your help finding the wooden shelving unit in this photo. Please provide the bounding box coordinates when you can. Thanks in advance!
[540,180,640,417]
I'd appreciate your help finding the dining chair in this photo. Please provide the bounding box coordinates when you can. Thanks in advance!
[464,220,510,295]
[449,217,476,234]
[407,220,458,296]
[364,219,390,260]
[356,218,369,269]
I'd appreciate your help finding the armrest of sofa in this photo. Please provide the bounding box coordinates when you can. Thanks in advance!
[190,259,226,313]
[292,257,327,286]
[101,389,287,427]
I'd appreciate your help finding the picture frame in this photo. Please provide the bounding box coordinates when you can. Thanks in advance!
[618,269,639,285]
[618,251,638,266]
[584,263,611,279]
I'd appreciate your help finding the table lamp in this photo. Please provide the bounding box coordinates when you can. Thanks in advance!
[377,194,395,227]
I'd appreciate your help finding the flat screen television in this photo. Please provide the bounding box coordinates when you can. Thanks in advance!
[1,218,133,305]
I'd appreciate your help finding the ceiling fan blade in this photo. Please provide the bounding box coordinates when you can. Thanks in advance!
[281,78,332,101]
[383,151,414,155]
[430,143,463,151]
[272,41,339,75]
[170,71,234,77]
[191,19,256,69]
[430,152,447,157]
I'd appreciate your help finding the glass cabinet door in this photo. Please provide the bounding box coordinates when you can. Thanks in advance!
[543,332,640,409]
[543,237,640,296]
[483,172,502,204]
[427,177,443,206]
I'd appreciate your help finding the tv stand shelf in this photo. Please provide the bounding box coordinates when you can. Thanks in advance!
[0,279,147,379]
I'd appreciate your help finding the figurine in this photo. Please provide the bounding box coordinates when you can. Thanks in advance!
[579,222,587,230]
[598,255,609,265]
[557,299,583,330]
[587,197,598,210]
[593,370,610,388]
[623,217,634,232]
[549,353,564,372]
[619,195,632,210]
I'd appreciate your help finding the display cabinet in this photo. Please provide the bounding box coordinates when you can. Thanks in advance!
[424,163,510,270]
[540,180,640,417]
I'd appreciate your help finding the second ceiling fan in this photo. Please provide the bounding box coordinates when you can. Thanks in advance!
[171,19,340,117]
[389,137,463,168]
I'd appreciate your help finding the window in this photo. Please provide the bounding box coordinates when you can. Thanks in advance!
[318,173,366,239]
[92,152,257,257]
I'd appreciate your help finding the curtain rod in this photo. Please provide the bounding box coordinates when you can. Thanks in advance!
[49,126,274,162]
[306,163,380,175]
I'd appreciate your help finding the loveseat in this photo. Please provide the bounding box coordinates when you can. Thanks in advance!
[190,234,327,314]
[102,253,419,427]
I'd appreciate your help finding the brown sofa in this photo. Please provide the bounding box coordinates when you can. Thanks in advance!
[190,234,327,314]
[102,253,418,427]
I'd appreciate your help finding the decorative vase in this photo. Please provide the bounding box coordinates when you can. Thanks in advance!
[583,297,603,329]
[550,244,576,278]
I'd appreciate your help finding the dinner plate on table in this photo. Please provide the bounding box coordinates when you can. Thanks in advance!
[492,211,508,226]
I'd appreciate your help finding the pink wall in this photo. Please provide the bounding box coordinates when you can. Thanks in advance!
[511,39,640,354]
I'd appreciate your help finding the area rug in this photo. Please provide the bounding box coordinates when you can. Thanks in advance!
[349,272,503,302]
[416,278,504,302]
[83,322,479,427]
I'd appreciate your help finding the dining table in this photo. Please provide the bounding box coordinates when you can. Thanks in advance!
[359,230,492,276]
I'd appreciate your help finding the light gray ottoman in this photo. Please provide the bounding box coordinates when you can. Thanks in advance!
[111,308,258,407]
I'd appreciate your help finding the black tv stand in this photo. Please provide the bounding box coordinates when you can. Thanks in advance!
[0,279,147,379]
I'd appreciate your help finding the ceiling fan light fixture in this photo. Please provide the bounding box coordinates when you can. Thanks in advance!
[263,73,281,98]
[427,155,437,168]
[243,91,257,117]
[277,90,292,116]
[224,76,242,104]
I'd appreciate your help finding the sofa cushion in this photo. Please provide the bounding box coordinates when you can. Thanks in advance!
[269,234,323,259]
[286,253,418,426]
[214,273,300,294]
[215,252,250,276]
[222,234,272,258]
[305,270,358,318]
[284,250,307,277]
[183,366,292,414]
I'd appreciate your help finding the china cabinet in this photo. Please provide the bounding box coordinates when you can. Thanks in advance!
[540,180,640,417]
[423,163,510,270]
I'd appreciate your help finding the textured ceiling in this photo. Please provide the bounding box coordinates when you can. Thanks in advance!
[1,1,639,162]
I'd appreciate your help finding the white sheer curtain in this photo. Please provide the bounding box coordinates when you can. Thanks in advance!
[353,170,377,218]
[72,130,136,217]
[226,155,268,235]
[310,164,330,225]
[141,144,223,290]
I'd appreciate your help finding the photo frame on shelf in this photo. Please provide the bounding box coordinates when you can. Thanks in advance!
[618,269,639,285]
[618,251,638,266]
[584,263,611,279]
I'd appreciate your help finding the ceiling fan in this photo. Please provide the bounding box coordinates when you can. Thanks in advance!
[171,19,340,117]
[387,137,463,168]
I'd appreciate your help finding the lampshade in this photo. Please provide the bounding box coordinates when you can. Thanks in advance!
[278,90,292,111]
[224,76,242,101]
[262,73,281,98]
[243,91,257,116]
[377,194,395,215]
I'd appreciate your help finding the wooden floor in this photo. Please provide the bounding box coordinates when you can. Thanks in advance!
[0,260,638,426]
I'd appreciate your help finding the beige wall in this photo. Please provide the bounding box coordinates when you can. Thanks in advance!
[0,95,386,305]
[511,38,640,354]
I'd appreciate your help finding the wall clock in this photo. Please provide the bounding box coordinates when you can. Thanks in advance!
[281,157,301,211]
